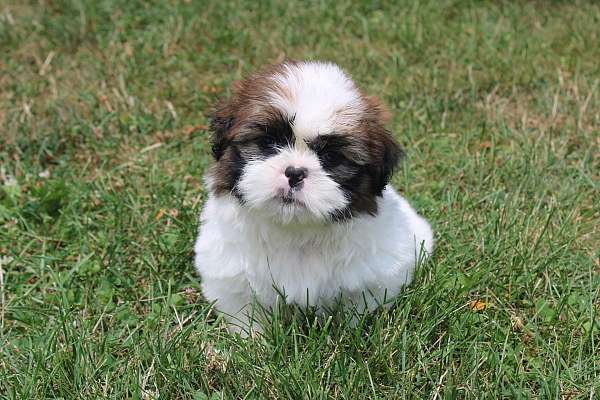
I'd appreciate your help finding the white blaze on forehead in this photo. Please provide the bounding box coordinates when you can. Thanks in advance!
[268,61,365,141]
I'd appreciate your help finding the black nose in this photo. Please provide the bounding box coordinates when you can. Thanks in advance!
[285,166,308,188]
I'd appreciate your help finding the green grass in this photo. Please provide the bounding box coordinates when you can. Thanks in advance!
[1,0,599,398]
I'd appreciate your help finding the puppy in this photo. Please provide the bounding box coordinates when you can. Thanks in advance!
[194,61,433,335]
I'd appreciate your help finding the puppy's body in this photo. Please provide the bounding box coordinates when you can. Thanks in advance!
[195,187,432,332]
[194,61,433,333]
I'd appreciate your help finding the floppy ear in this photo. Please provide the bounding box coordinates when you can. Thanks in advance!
[209,105,235,161]
[369,128,404,195]
[362,96,404,195]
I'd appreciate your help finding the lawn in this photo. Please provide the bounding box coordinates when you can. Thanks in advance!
[1,0,598,398]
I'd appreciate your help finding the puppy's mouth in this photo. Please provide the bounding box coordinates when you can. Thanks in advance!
[277,188,304,205]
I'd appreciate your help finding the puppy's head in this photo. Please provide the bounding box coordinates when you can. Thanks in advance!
[208,61,403,224]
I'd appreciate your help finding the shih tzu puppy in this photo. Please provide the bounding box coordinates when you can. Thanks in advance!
[194,61,433,334]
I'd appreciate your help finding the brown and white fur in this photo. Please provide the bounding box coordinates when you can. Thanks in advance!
[194,61,433,335]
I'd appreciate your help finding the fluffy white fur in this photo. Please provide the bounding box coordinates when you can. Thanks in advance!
[195,188,433,334]
[194,61,434,335]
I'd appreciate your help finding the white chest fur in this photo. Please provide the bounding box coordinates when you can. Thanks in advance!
[194,187,433,330]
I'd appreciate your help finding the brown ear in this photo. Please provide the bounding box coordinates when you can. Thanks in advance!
[361,96,403,194]
[368,126,404,195]
[210,103,235,161]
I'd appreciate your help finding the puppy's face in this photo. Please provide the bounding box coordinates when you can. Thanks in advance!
[208,61,402,224]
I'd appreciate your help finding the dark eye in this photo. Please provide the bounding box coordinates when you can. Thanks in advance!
[258,135,276,147]
[320,150,345,167]
[254,134,279,156]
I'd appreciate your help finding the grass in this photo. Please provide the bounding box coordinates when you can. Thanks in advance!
[1,0,599,398]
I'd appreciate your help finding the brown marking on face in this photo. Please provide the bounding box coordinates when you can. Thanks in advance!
[208,62,299,195]
[363,95,392,125]
[207,61,403,219]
